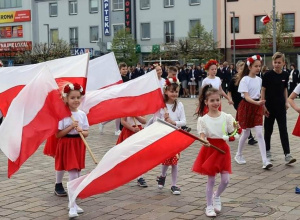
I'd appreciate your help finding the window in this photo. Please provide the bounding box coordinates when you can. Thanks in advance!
[0,25,23,38]
[113,24,124,36]
[164,21,174,43]
[141,23,150,40]
[112,0,124,11]
[255,15,266,34]
[190,19,200,31]
[69,0,78,15]
[0,0,22,8]
[190,0,200,5]
[89,0,98,13]
[90,26,99,42]
[70,27,78,47]
[231,17,239,33]
[50,29,59,44]
[49,3,58,17]
[140,0,150,9]
[164,0,174,8]
[283,13,295,32]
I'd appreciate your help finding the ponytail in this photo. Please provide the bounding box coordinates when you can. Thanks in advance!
[196,84,219,117]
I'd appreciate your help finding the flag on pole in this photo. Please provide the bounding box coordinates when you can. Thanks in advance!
[80,70,165,125]
[67,120,197,206]
[260,15,271,25]
[0,53,89,117]
[0,65,71,178]
[86,52,122,91]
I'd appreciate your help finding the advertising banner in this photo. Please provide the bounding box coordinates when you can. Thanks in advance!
[0,10,31,24]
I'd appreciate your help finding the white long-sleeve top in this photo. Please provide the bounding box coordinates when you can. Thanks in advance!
[153,101,186,128]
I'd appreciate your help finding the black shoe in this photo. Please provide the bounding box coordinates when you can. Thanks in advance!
[182,126,191,132]
[156,176,166,189]
[171,186,181,195]
[137,178,148,187]
[54,183,67,197]
[248,138,258,145]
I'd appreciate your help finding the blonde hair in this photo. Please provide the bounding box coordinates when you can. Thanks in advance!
[272,52,285,62]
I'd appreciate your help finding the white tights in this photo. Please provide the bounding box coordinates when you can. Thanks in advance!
[237,126,267,163]
[161,165,178,186]
[206,173,230,207]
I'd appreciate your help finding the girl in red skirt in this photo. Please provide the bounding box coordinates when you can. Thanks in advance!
[194,84,237,217]
[154,77,186,195]
[55,83,89,218]
[116,116,147,187]
[235,55,272,170]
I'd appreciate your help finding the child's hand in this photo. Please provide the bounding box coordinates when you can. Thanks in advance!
[203,142,210,147]
[264,106,270,117]
[75,126,83,132]
[132,126,140,133]
[164,112,169,120]
[165,117,175,125]
[256,100,266,106]
[71,121,79,129]
[228,100,234,105]
[296,107,300,114]
[285,102,289,110]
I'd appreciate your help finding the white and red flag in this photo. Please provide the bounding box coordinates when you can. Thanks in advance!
[80,70,165,125]
[67,120,197,206]
[86,52,122,91]
[0,65,71,178]
[0,53,89,117]
[261,15,271,25]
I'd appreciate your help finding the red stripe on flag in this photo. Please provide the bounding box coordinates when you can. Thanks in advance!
[0,85,25,117]
[77,129,196,199]
[99,80,123,89]
[8,90,71,178]
[87,88,165,125]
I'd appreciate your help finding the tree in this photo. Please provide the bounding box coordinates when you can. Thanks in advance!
[16,39,71,63]
[111,28,138,66]
[259,13,294,53]
[162,22,222,63]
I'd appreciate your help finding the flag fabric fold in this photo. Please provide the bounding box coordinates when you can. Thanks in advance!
[0,65,71,178]
[80,70,165,125]
[67,120,197,206]
[260,15,271,25]
[86,52,122,91]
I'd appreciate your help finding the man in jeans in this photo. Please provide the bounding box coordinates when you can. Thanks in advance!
[261,52,296,165]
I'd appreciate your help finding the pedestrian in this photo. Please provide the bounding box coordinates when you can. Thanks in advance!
[53,83,89,218]
[227,60,258,145]
[261,52,296,164]
[288,63,299,96]
[234,55,273,169]
[116,116,148,187]
[188,65,198,98]
[155,64,166,92]
[193,84,238,217]
[201,59,233,115]
[178,65,189,97]
[155,77,186,195]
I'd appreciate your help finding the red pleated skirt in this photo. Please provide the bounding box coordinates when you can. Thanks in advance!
[292,115,300,137]
[116,125,143,145]
[203,104,222,115]
[55,137,86,171]
[162,154,180,166]
[192,138,231,176]
[237,99,263,129]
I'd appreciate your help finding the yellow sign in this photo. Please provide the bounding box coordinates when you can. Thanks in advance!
[0,10,31,24]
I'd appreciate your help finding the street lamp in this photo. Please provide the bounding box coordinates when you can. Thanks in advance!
[44,24,50,47]
[272,0,276,53]
[230,11,236,65]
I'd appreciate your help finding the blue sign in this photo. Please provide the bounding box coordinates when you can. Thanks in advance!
[7,60,13,67]
[72,48,94,57]
[103,0,110,36]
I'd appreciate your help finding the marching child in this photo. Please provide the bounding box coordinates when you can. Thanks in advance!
[193,85,238,217]
[155,77,186,195]
[55,83,89,218]
[234,55,273,169]
[116,116,148,187]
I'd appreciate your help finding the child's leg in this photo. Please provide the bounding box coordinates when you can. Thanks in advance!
[237,128,251,155]
[215,173,230,197]
[206,176,215,207]
[254,126,268,163]
[171,165,178,186]
[56,170,65,183]
[115,118,121,132]
[161,165,168,177]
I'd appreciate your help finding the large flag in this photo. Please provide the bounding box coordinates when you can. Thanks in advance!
[68,120,197,206]
[86,52,122,91]
[80,70,165,125]
[0,53,89,116]
[0,65,71,178]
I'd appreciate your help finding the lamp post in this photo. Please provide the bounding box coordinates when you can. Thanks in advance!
[44,24,50,47]
[272,0,276,54]
[230,11,236,65]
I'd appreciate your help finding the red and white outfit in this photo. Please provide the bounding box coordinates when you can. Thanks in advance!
[116,117,143,144]
[292,84,300,136]
[237,76,263,129]
[193,112,234,176]
[201,77,222,114]
[55,110,89,171]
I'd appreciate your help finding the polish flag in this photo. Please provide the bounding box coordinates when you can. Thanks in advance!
[67,120,197,206]
[261,15,271,25]
[86,52,122,91]
[80,70,165,125]
[0,53,89,117]
[0,65,71,178]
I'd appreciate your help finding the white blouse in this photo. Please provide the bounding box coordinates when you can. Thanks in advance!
[238,76,262,99]
[202,77,222,90]
[197,112,235,139]
[58,110,89,135]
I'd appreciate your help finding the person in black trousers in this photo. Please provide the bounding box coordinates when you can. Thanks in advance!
[261,52,296,165]
[288,63,299,96]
